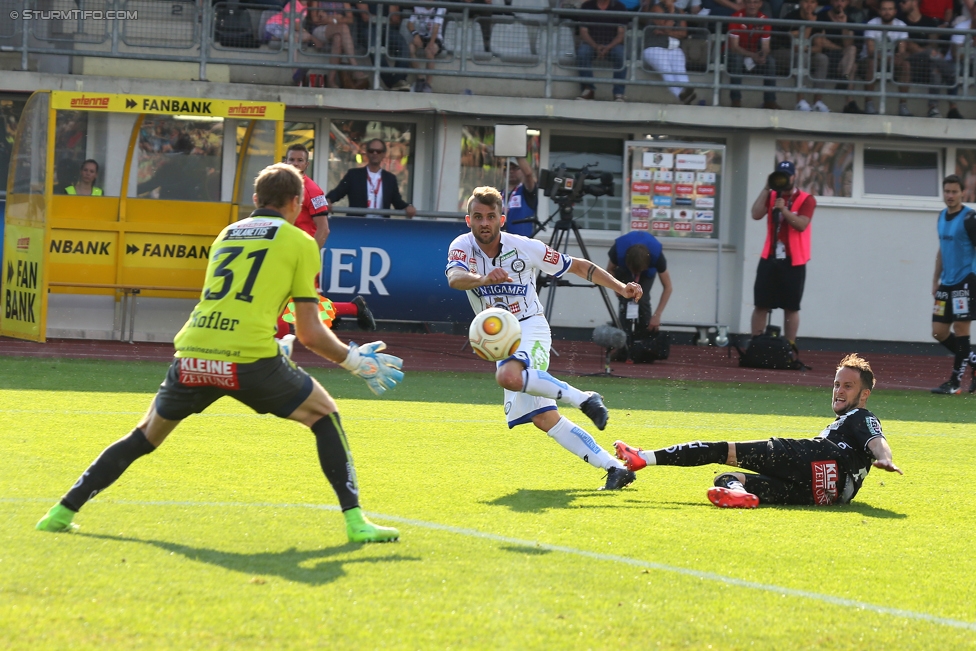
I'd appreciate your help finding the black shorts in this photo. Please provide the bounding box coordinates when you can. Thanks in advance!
[932,273,975,323]
[754,257,806,312]
[154,355,314,421]
[734,438,854,505]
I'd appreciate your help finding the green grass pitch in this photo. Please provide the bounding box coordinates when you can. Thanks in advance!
[1,357,975,650]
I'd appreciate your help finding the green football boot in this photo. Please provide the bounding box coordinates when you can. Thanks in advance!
[36,503,79,533]
[344,507,399,543]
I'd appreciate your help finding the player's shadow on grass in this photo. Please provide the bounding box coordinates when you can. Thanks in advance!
[485,488,649,513]
[81,533,420,585]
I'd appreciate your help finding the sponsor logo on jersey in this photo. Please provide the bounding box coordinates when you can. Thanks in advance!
[511,259,526,273]
[811,460,839,505]
[471,284,529,298]
[508,301,521,314]
[178,357,240,389]
[933,300,946,316]
[952,293,969,315]
[224,224,280,241]
[508,194,522,208]
[449,249,466,262]
[866,415,883,437]
[543,247,561,265]
[310,195,329,211]
[499,250,517,263]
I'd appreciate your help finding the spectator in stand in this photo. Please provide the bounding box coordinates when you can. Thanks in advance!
[355,2,412,90]
[407,5,447,93]
[949,12,975,117]
[700,0,742,17]
[898,0,959,117]
[853,0,910,114]
[808,0,859,112]
[919,0,953,23]
[641,0,699,103]
[576,0,629,101]
[326,138,417,219]
[772,0,825,110]
[306,1,360,89]
[728,0,780,109]
[265,0,314,44]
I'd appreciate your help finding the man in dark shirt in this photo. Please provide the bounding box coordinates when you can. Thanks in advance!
[614,354,902,508]
[772,0,822,109]
[811,0,858,111]
[898,0,959,117]
[576,0,629,101]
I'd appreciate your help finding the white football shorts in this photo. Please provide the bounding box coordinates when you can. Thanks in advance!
[499,314,558,428]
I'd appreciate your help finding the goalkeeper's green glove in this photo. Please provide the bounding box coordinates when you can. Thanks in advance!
[340,341,404,395]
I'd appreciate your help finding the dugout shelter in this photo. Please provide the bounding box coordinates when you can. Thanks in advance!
[1,90,284,342]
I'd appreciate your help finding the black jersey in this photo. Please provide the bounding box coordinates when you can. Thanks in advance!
[813,407,884,500]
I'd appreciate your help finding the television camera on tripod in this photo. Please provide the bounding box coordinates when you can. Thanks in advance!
[534,164,627,370]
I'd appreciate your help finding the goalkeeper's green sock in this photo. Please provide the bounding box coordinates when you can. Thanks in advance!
[344,507,399,543]
[36,503,78,533]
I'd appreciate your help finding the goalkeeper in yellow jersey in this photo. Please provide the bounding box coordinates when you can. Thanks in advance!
[37,163,403,543]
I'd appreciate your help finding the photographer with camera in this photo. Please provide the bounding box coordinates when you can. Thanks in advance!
[750,160,816,347]
[606,231,673,361]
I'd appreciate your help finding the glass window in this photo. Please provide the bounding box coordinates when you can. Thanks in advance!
[328,120,414,204]
[52,110,126,197]
[955,149,976,203]
[10,93,48,196]
[775,140,854,198]
[236,120,279,221]
[133,116,223,202]
[863,148,941,197]
[284,121,316,161]
[458,125,541,211]
[548,134,623,231]
[1,97,28,196]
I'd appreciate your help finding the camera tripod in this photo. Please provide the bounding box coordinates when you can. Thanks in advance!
[537,202,623,332]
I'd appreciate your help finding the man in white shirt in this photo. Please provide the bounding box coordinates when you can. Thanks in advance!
[854,0,911,115]
[446,186,644,490]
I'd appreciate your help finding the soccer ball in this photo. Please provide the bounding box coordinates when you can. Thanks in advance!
[468,307,521,362]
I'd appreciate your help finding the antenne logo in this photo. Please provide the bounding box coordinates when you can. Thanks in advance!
[227,104,267,116]
[70,95,110,109]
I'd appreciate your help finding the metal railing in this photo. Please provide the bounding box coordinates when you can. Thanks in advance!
[3,0,976,108]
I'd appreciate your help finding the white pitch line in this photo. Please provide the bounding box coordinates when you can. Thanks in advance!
[5,496,975,633]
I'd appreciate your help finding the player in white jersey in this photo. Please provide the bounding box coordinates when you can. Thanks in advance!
[446,186,644,490]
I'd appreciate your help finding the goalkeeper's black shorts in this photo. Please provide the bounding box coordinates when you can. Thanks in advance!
[154,355,313,421]
[734,438,855,506]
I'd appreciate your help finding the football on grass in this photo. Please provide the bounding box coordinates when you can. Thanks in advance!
[468,307,521,362]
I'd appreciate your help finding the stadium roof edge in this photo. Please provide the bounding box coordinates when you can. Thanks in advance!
[4,70,969,142]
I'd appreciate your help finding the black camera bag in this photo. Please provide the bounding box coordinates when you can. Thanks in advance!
[630,331,670,363]
[737,326,808,370]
